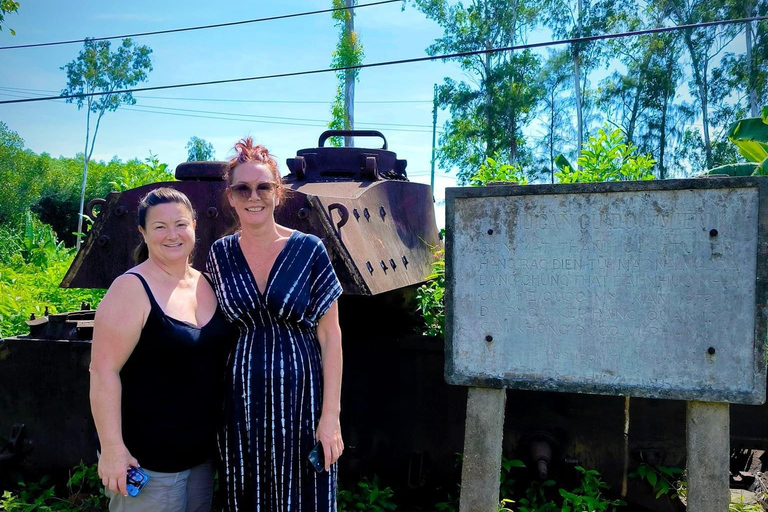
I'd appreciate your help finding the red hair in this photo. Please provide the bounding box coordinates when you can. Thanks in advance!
[225,137,283,197]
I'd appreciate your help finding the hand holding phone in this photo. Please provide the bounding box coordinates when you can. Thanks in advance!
[308,442,325,473]
[126,466,150,497]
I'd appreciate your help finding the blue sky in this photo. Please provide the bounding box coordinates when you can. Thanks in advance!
[0,0,462,224]
[0,1,752,227]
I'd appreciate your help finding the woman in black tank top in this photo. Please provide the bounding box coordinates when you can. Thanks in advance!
[89,188,233,512]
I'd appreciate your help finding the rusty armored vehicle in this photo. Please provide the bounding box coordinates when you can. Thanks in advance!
[1,130,767,509]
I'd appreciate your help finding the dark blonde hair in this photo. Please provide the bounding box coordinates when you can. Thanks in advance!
[133,187,197,264]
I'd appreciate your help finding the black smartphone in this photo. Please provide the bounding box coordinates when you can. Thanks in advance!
[126,466,150,497]
[307,441,325,473]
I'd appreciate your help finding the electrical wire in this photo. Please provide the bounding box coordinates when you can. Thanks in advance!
[1,15,764,106]
[130,103,437,128]
[0,91,439,134]
[0,86,432,104]
[0,0,402,51]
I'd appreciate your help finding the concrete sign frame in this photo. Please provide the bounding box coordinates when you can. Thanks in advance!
[445,177,768,405]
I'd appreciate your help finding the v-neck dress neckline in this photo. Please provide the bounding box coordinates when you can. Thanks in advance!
[234,230,296,299]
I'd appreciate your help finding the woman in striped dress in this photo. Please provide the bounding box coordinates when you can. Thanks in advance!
[206,138,344,512]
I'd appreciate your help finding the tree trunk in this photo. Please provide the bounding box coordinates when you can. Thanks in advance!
[550,89,556,184]
[76,110,91,251]
[682,27,713,169]
[745,2,758,117]
[659,92,669,180]
[485,50,494,158]
[573,0,583,166]
[344,0,355,147]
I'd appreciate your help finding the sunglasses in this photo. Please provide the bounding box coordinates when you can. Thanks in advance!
[229,181,278,200]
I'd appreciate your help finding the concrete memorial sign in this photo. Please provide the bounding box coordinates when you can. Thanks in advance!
[446,178,767,405]
[445,178,768,512]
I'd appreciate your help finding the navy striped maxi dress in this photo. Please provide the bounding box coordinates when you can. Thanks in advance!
[206,231,343,512]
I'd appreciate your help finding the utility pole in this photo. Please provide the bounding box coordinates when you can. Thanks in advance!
[344,0,355,147]
[430,84,438,192]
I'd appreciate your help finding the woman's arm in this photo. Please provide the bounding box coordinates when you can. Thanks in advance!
[315,301,343,470]
[89,275,147,496]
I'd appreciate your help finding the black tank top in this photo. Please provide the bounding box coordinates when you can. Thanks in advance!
[118,272,234,472]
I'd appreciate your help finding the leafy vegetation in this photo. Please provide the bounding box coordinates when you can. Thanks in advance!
[629,463,685,500]
[558,466,625,512]
[0,123,171,246]
[186,136,215,162]
[337,476,397,512]
[414,234,445,337]
[0,462,107,511]
[704,106,768,176]
[470,154,529,187]
[555,127,656,183]
[328,0,364,147]
[0,0,20,34]
[108,151,175,192]
[0,212,105,337]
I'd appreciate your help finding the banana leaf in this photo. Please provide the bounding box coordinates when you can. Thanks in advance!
[727,116,768,162]
[703,163,759,177]
[554,154,573,171]
[757,156,768,176]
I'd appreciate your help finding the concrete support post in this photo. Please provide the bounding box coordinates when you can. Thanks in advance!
[459,387,506,512]
[686,401,730,512]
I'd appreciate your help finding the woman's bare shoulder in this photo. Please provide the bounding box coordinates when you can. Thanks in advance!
[99,270,149,313]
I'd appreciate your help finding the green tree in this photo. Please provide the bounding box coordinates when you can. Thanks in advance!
[596,3,689,178]
[715,4,768,119]
[329,0,364,147]
[411,0,543,183]
[185,136,215,161]
[0,0,19,34]
[661,0,742,169]
[535,50,576,183]
[61,37,152,249]
[543,0,629,155]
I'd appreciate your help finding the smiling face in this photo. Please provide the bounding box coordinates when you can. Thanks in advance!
[138,202,196,263]
[227,161,280,228]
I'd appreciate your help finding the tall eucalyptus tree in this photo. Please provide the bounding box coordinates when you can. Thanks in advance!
[411,0,543,183]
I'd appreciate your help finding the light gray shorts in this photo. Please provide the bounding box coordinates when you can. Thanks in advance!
[105,460,214,512]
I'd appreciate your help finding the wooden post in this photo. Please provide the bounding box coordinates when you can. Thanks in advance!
[459,387,506,512]
[686,401,730,512]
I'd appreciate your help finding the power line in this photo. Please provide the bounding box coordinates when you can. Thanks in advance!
[132,103,437,128]
[0,86,433,105]
[0,0,402,51]
[2,15,763,106]
[0,91,439,134]
[135,95,432,105]
[0,88,438,129]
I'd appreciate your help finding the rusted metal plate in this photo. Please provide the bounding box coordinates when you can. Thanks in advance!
[278,180,440,296]
[445,178,768,405]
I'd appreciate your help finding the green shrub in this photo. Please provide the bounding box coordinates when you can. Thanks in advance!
[555,127,656,183]
[415,239,445,338]
[338,476,397,512]
[0,462,107,511]
[470,153,530,187]
[0,213,104,338]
